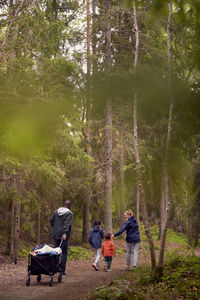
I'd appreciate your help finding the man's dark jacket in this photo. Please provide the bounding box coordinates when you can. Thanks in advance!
[114,216,140,243]
[50,207,73,240]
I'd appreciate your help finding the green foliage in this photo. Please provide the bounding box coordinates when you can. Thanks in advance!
[91,279,136,300]
[166,229,189,246]
[161,254,200,299]
[116,249,125,255]
[140,224,190,246]
[68,246,93,261]
[18,248,30,258]
[92,254,200,300]
[0,0,200,260]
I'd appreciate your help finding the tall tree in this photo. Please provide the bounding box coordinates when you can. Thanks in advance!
[82,0,91,242]
[158,0,173,271]
[132,0,156,271]
[104,0,112,233]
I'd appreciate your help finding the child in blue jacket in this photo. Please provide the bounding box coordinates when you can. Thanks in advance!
[88,220,104,271]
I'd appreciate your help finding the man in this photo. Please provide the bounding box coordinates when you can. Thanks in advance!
[50,200,73,275]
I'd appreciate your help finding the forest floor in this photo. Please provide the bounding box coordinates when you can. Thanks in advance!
[0,240,136,300]
[0,239,199,300]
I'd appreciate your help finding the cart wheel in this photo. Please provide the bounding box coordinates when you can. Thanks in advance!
[49,277,53,287]
[58,273,62,283]
[26,276,30,286]
[37,274,41,282]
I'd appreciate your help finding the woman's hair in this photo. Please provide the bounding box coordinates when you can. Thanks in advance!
[125,209,133,217]
[104,232,111,240]
[94,220,101,227]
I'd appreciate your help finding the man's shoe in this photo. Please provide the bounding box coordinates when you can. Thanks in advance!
[62,271,67,276]
[92,263,99,271]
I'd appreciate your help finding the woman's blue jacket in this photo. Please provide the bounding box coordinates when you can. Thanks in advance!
[114,216,140,243]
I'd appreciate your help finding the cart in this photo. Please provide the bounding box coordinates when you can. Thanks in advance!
[26,247,62,287]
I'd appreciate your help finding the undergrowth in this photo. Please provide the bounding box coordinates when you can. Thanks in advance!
[91,254,200,300]
[68,246,93,260]
[91,228,200,300]
[140,224,190,246]
[17,240,93,261]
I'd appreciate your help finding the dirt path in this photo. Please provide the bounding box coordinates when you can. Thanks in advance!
[0,241,148,300]
[1,240,197,300]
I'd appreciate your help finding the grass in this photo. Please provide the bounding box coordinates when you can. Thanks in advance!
[68,245,93,260]
[140,224,190,246]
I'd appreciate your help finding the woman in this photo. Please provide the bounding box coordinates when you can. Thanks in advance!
[112,209,140,270]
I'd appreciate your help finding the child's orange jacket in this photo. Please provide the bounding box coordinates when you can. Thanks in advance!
[102,239,116,257]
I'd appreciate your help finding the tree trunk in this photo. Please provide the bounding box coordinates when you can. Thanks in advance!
[132,1,140,223]
[104,0,112,233]
[158,1,173,271]
[0,0,25,58]
[159,177,165,240]
[132,1,156,271]
[12,174,22,264]
[133,94,140,222]
[6,198,14,256]
[119,139,125,227]
[92,0,97,73]
[82,0,91,242]
[37,210,41,244]
[140,188,157,272]
[104,100,112,232]
[12,201,21,264]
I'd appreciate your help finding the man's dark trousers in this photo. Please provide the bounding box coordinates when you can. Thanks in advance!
[54,238,69,273]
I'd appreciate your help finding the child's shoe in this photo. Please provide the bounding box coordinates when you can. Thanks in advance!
[126,265,130,271]
[92,263,99,271]
[106,269,112,272]
[104,264,107,272]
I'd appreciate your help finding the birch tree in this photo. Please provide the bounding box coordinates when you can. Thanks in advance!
[132,0,156,271]
[158,1,173,271]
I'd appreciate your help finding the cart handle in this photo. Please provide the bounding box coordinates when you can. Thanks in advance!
[59,240,63,248]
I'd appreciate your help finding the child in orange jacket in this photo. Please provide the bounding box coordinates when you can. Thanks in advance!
[102,232,116,271]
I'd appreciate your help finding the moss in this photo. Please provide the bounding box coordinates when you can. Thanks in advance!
[91,279,137,300]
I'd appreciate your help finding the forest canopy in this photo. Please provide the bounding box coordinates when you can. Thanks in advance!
[0,0,199,267]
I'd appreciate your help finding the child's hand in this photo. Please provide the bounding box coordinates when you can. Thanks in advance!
[111,234,114,239]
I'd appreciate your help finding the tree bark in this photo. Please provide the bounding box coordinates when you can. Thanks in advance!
[104,100,112,232]
[140,188,157,271]
[0,0,25,58]
[37,210,41,244]
[82,0,91,242]
[6,198,14,256]
[104,0,112,233]
[92,0,97,73]
[119,138,125,227]
[132,1,140,222]
[132,0,156,271]
[12,201,21,264]
[12,174,22,264]
[158,1,173,271]
[133,94,140,222]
